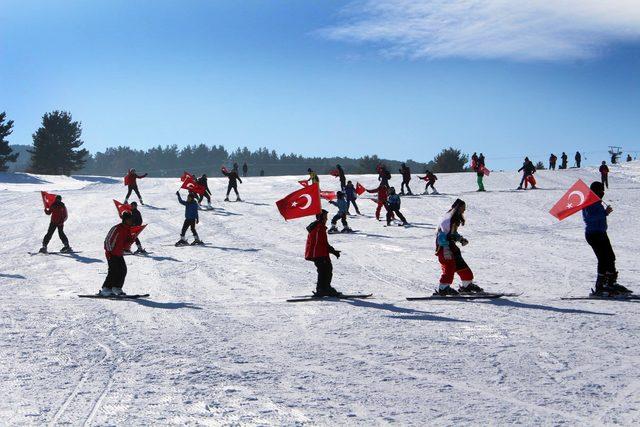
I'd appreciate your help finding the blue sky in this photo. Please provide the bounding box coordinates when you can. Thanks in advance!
[1,0,639,169]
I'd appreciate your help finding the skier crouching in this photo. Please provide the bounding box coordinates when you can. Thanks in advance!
[386,187,408,226]
[100,211,135,296]
[328,191,352,233]
[435,199,483,295]
[305,209,342,297]
[176,191,203,246]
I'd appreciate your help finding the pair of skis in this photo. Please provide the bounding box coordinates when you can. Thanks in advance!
[78,293,150,299]
[286,292,519,303]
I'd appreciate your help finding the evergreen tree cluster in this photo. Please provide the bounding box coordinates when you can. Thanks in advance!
[0,112,18,172]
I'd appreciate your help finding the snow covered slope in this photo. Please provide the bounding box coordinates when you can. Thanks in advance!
[1,164,639,425]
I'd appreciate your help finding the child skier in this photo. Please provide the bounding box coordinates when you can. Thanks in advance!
[305,209,342,297]
[366,183,390,221]
[419,170,438,194]
[124,168,148,204]
[197,173,213,208]
[175,191,203,246]
[582,182,631,296]
[39,194,72,253]
[386,187,408,226]
[223,165,243,201]
[434,199,484,295]
[328,191,352,233]
[129,202,147,254]
[100,211,135,296]
[344,181,361,215]
[399,163,413,195]
[599,161,609,189]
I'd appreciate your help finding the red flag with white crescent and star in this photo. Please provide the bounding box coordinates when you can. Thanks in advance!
[41,191,58,209]
[125,224,147,251]
[113,199,132,217]
[319,190,336,201]
[275,183,322,220]
[549,179,601,221]
[298,180,309,187]
[181,171,194,182]
[180,176,206,195]
[356,182,366,195]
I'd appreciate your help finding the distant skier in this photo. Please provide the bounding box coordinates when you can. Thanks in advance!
[399,163,413,195]
[223,165,243,202]
[175,191,203,246]
[129,202,147,254]
[419,170,438,194]
[260,169,265,177]
[344,180,361,215]
[242,162,248,177]
[366,183,390,221]
[560,152,568,169]
[386,187,408,226]
[627,154,633,162]
[124,168,147,205]
[476,154,486,192]
[39,194,72,253]
[306,168,319,185]
[100,211,135,296]
[435,199,483,296]
[305,209,342,297]
[328,191,352,233]
[336,164,346,190]
[549,153,557,170]
[582,182,631,296]
[599,161,609,189]
[575,151,582,168]
[197,173,213,208]
[517,157,537,190]
[377,164,391,187]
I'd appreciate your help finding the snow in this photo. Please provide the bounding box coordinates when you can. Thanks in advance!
[1,164,640,425]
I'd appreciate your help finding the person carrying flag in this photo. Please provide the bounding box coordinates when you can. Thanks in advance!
[176,191,203,246]
[517,157,537,190]
[223,165,243,202]
[582,182,631,296]
[366,183,390,221]
[124,168,148,205]
[100,211,135,296]
[419,170,438,195]
[197,173,213,208]
[305,209,342,297]
[328,191,352,233]
[306,168,319,185]
[344,180,361,215]
[39,194,72,253]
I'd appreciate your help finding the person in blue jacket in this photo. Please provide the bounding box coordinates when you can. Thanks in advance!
[175,191,203,245]
[344,181,361,215]
[582,181,631,296]
[386,187,408,226]
[328,191,352,233]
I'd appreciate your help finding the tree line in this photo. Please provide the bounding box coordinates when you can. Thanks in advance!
[1,110,469,177]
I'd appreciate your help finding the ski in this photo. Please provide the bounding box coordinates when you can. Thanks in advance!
[561,295,639,301]
[28,251,82,256]
[78,293,150,299]
[287,293,373,303]
[407,293,510,301]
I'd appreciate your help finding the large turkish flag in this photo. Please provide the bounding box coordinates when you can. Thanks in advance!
[276,183,322,220]
[549,179,601,220]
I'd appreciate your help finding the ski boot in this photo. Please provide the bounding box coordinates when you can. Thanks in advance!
[224,197,230,201]
[207,203,213,210]
[328,225,339,234]
[38,246,48,254]
[134,247,147,255]
[99,287,114,297]
[516,186,523,190]
[432,190,439,195]
[191,236,205,246]
[139,199,144,206]
[341,227,354,233]
[111,287,126,296]
[606,272,632,294]
[175,237,189,247]
[60,245,73,253]
[236,197,242,202]
[434,285,459,296]
[314,287,343,298]
[123,249,133,255]
[458,282,484,294]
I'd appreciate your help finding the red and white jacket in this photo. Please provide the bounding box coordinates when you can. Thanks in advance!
[104,223,133,259]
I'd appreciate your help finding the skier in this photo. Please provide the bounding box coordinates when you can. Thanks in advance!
[197,173,213,208]
[124,168,147,204]
[517,157,537,190]
[242,162,248,177]
[305,209,342,297]
[377,164,391,187]
[434,199,483,296]
[549,153,557,170]
[575,151,582,168]
[399,163,413,195]
[223,165,243,202]
[336,164,346,190]
[175,191,203,246]
[476,155,486,192]
[582,182,631,296]
[328,191,352,233]
[306,168,319,185]
[386,187,408,226]
[344,180,361,215]
[100,211,135,296]
[560,152,568,169]
[627,154,633,162]
[366,183,390,221]
[39,194,72,253]
[128,202,147,254]
[599,161,609,189]
[419,170,438,194]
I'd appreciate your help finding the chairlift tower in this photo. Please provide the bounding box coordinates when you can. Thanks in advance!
[608,146,622,164]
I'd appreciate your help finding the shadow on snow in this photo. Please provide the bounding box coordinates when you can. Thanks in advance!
[345,298,470,322]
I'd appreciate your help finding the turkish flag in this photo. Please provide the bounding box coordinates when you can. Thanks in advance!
[113,199,132,217]
[181,171,194,182]
[275,183,321,220]
[221,166,229,174]
[356,182,366,195]
[181,176,206,195]
[41,191,58,209]
[481,166,491,176]
[329,169,340,177]
[320,190,336,201]
[549,179,601,221]
[125,224,147,251]
[298,180,309,187]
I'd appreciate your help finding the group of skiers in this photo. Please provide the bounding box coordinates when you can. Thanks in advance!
[548,152,580,170]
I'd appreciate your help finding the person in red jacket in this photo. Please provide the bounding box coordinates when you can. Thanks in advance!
[599,161,610,189]
[305,209,342,297]
[100,211,135,296]
[39,195,72,253]
[124,168,148,205]
[366,183,391,221]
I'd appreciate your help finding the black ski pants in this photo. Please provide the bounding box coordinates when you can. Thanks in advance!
[103,255,127,289]
[43,223,69,247]
[586,232,616,276]
[601,174,609,189]
[387,207,406,225]
[348,199,360,214]
[126,185,142,201]
[181,219,198,237]
[331,212,348,227]
[313,257,333,291]
[226,183,239,197]
[401,179,412,194]
[199,192,211,204]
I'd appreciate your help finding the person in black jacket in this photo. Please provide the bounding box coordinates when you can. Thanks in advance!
[560,152,568,169]
[242,162,248,177]
[336,164,346,190]
[575,151,582,168]
[223,165,243,201]
[197,174,213,209]
[549,153,557,170]
[517,157,537,189]
[129,202,147,254]
[399,163,413,195]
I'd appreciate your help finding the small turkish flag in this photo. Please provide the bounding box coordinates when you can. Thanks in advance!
[481,166,491,176]
[276,183,322,220]
[549,179,601,220]
[181,171,194,182]
[181,176,206,195]
[41,191,58,209]
[329,169,340,177]
[320,190,336,201]
[298,180,309,187]
[113,199,132,217]
[356,182,366,195]
[125,224,147,251]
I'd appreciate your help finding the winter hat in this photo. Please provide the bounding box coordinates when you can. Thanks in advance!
[316,209,328,219]
[55,195,62,201]
[130,201,138,207]
[121,211,132,222]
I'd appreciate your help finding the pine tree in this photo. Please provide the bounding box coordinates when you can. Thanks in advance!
[29,111,88,175]
[432,147,468,173]
[0,112,19,172]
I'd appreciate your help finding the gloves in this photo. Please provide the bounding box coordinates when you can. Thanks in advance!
[175,191,179,196]
[334,250,341,259]
[460,238,469,246]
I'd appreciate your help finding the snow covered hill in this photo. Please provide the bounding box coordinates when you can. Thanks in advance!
[1,164,639,425]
